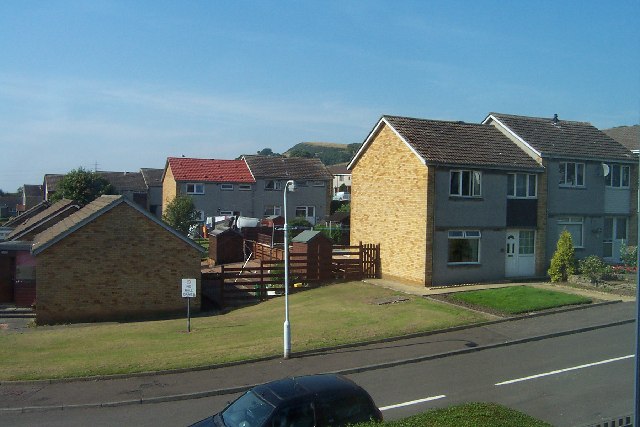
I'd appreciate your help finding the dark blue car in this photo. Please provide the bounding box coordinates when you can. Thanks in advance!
[190,374,382,427]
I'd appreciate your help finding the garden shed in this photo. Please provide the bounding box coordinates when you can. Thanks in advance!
[208,228,245,265]
[31,195,204,324]
[291,230,333,281]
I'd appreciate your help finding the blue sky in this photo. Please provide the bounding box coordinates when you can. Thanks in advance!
[1,0,638,193]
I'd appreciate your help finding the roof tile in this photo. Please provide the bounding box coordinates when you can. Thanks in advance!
[167,158,255,183]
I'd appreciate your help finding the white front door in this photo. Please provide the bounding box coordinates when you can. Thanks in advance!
[603,217,628,262]
[505,230,536,277]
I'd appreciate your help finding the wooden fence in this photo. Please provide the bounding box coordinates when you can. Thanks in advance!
[201,242,380,309]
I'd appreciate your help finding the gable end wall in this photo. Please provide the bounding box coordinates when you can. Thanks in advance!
[35,203,201,324]
[351,124,431,286]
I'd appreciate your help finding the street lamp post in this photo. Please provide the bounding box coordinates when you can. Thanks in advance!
[283,179,295,359]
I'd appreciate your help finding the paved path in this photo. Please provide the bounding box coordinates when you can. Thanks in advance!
[1,299,635,413]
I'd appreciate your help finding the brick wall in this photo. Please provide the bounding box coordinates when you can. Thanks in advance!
[351,123,431,286]
[35,203,202,324]
[535,168,548,275]
[162,165,178,216]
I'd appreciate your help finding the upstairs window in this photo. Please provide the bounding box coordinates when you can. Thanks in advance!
[559,162,585,187]
[312,181,325,187]
[220,184,234,191]
[296,181,308,187]
[507,173,537,198]
[450,170,481,197]
[605,164,630,188]
[239,184,252,191]
[186,183,204,194]
[265,180,282,191]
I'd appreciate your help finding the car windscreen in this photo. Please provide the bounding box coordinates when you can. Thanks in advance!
[221,390,276,427]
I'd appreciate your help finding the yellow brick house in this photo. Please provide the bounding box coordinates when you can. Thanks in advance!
[348,115,544,287]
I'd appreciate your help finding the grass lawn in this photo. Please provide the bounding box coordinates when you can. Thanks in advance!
[449,285,592,315]
[0,282,490,381]
[359,402,552,427]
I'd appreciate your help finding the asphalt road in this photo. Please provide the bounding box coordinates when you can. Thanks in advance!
[3,321,634,427]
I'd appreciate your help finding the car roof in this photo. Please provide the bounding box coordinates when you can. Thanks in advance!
[252,374,360,405]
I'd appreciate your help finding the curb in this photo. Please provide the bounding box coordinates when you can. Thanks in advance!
[1,303,635,413]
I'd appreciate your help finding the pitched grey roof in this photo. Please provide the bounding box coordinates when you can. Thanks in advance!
[2,201,51,228]
[488,113,634,162]
[374,115,542,170]
[7,199,79,240]
[328,164,350,175]
[243,156,333,180]
[23,185,43,198]
[44,171,148,193]
[32,195,205,255]
[140,168,164,187]
[603,125,640,153]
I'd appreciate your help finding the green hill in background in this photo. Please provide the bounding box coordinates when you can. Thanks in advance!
[285,142,360,166]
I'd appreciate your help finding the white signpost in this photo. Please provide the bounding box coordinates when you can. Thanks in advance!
[182,278,196,332]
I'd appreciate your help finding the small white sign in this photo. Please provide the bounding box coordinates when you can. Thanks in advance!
[182,278,197,298]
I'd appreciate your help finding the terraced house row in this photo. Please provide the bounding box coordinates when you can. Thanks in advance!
[349,113,637,287]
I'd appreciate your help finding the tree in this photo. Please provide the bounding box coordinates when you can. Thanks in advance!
[163,195,198,235]
[548,230,576,282]
[257,148,281,157]
[51,168,115,206]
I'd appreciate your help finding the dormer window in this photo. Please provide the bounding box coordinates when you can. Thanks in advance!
[559,162,584,187]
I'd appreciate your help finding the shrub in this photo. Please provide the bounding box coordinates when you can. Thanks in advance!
[579,255,612,284]
[548,230,576,282]
[620,245,637,268]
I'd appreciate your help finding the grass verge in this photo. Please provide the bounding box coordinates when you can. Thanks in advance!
[448,285,592,315]
[0,282,489,381]
[360,402,552,427]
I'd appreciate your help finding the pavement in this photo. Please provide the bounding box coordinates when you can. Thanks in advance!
[0,280,637,413]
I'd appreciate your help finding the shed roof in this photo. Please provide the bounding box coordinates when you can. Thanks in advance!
[243,156,333,180]
[165,157,255,183]
[486,113,634,162]
[350,115,542,171]
[292,230,326,243]
[32,195,205,255]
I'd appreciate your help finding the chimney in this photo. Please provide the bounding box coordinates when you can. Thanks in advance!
[553,114,558,124]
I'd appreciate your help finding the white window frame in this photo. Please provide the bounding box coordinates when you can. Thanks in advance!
[312,180,325,187]
[447,230,481,264]
[265,180,282,191]
[219,210,234,216]
[195,210,205,222]
[557,217,584,248]
[264,205,282,216]
[605,164,630,189]
[186,183,205,195]
[295,206,315,218]
[559,162,585,187]
[239,184,252,191]
[507,173,537,198]
[450,170,482,197]
[220,184,234,191]
[296,180,308,187]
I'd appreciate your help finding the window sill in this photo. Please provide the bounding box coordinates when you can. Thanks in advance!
[447,262,481,266]
[448,196,483,201]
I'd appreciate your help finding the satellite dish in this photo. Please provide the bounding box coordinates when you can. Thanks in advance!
[602,163,610,176]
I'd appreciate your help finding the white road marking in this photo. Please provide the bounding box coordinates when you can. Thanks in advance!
[495,354,634,386]
[379,395,446,411]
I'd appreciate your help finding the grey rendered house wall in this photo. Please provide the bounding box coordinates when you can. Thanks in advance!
[432,169,508,285]
[184,182,255,219]
[251,179,331,223]
[544,159,632,264]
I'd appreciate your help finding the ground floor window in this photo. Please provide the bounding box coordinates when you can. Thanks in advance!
[295,206,315,218]
[557,217,583,247]
[195,210,205,222]
[264,205,282,216]
[448,230,481,264]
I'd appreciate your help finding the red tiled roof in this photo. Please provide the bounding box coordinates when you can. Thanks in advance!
[167,158,255,183]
